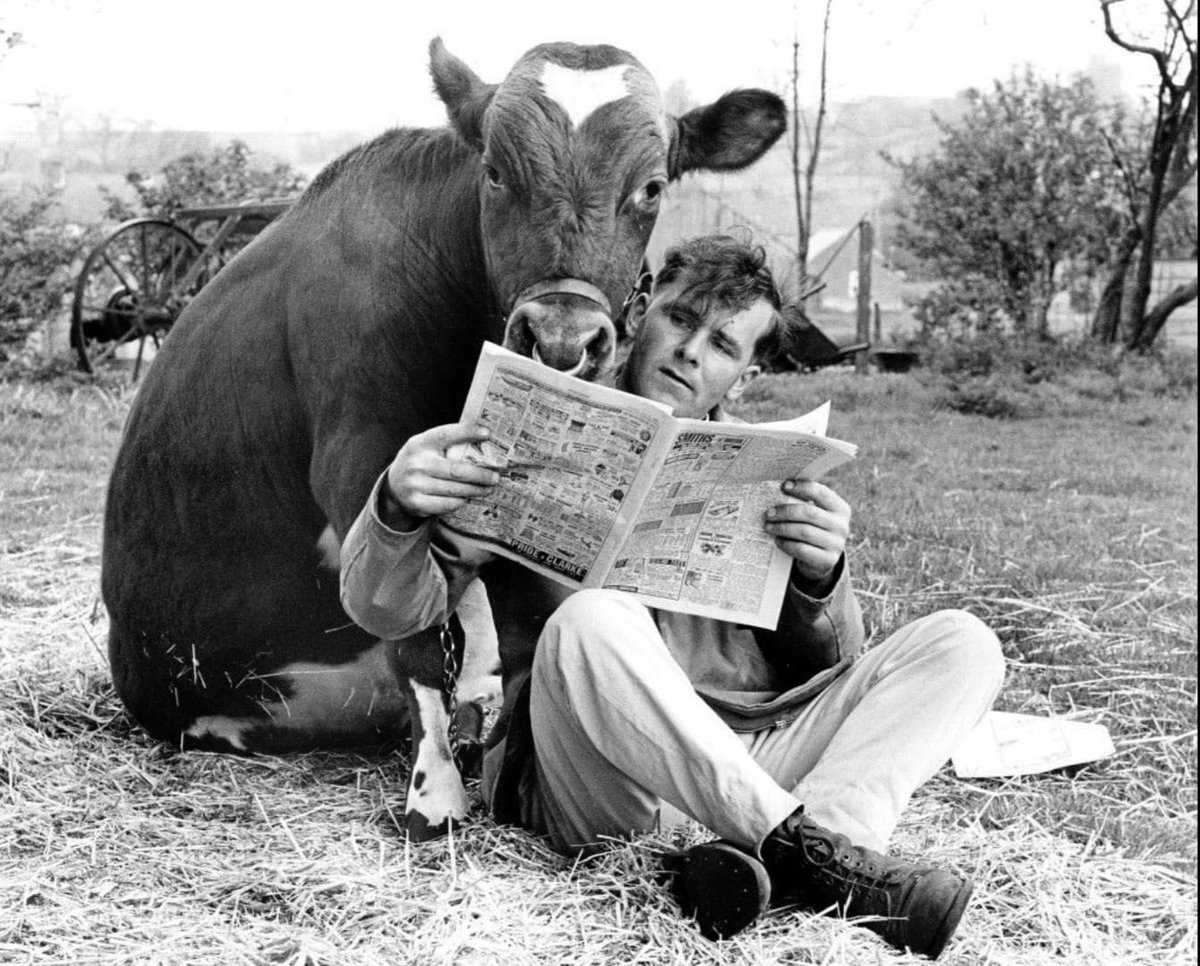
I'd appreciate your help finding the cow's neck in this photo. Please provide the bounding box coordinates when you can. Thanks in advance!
[369,130,498,421]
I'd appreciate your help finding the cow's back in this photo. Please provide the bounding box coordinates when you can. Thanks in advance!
[102,128,488,745]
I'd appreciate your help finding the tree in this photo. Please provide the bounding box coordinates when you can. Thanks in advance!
[1093,0,1197,351]
[888,69,1125,340]
[789,0,833,291]
[100,139,307,227]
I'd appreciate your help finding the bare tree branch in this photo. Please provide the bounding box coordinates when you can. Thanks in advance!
[1096,0,1197,349]
[790,28,806,279]
[1163,0,1196,58]
[804,0,833,265]
[1101,0,1170,80]
[1132,277,1199,349]
[1161,157,1199,209]
[1102,128,1143,214]
[789,0,833,286]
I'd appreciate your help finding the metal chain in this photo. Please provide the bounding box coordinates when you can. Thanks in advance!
[440,620,460,756]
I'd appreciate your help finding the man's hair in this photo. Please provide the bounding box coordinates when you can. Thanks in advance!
[653,234,791,365]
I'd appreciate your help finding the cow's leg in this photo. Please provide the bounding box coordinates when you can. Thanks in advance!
[402,677,472,841]
[175,635,409,753]
[390,615,471,841]
[453,577,502,711]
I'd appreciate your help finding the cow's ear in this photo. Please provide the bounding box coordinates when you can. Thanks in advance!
[429,37,497,152]
[667,89,786,180]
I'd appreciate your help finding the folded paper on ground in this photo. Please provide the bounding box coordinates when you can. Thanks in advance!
[951,710,1116,778]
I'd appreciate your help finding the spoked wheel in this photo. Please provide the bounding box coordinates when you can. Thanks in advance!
[71,218,205,382]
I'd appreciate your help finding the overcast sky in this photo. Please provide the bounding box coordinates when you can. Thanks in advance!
[0,0,1169,135]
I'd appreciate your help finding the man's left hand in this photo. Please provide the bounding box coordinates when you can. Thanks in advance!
[764,480,851,591]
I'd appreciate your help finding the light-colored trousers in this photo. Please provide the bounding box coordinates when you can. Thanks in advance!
[523,590,1005,856]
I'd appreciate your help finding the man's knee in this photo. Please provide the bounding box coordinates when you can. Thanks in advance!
[913,608,1005,684]
[537,590,656,679]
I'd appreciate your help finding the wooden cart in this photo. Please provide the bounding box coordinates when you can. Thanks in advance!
[70,199,294,382]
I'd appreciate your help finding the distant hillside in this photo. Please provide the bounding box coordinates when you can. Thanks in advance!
[648,94,967,282]
[2,94,964,230]
[0,128,373,223]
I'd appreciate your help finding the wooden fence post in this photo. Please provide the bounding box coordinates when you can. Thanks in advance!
[855,219,873,375]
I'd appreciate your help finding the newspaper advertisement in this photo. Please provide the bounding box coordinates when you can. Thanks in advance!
[443,342,858,628]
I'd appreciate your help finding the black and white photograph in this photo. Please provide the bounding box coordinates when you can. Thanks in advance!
[1,1,1195,962]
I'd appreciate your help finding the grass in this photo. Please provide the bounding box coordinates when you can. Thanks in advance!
[1,361,1196,965]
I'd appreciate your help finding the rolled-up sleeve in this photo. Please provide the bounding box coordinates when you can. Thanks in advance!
[339,470,487,640]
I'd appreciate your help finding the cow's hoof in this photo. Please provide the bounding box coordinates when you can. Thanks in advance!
[404,808,462,842]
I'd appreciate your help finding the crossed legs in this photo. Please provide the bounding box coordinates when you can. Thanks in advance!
[528,590,1004,855]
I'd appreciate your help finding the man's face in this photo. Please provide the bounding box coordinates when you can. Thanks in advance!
[620,279,773,419]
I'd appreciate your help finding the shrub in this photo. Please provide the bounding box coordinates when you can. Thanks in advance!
[919,335,1196,418]
[100,139,306,227]
[912,276,1013,345]
[0,187,87,362]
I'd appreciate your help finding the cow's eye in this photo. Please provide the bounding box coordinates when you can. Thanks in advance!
[484,164,503,189]
[632,179,666,211]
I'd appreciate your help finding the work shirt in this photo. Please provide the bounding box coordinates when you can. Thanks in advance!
[340,410,866,826]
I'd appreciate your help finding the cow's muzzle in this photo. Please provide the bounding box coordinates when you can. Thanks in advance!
[503,279,617,380]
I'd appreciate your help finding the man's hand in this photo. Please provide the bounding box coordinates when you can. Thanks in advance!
[384,422,502,527]
[764,480,851,593]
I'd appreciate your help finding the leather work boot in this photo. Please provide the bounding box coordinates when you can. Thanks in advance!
[665,840,771,940]
[760,809,973,960]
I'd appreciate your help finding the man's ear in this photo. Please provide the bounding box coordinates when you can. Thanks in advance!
[724,364,761,404]
[625,292,651,339]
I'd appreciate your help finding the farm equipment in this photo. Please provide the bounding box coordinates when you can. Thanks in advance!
[784,309,918,373]
[70,199,294,382]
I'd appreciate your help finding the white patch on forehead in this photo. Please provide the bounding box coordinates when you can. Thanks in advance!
[539,62,632,128]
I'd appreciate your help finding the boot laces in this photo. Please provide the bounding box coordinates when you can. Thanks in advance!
[797,824,906,908]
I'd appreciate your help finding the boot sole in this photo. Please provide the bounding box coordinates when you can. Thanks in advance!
[672,841,771,941]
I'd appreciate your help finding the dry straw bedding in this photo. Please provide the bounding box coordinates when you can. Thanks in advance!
[0,378,1195,965]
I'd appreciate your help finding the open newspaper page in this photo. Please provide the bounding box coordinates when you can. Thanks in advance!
[441,343,674,586]
[602,418,857,628]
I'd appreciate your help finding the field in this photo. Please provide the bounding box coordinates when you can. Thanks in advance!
[1,364,1196,965]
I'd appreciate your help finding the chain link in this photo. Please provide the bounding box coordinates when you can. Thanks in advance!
[440,620,460,756]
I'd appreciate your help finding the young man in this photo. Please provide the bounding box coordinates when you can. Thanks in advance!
[340,236,1004,959]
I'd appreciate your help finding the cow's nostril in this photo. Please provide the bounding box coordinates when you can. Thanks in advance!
[503,309,536,358]
[587,326,612,361]
[502,286,618,373]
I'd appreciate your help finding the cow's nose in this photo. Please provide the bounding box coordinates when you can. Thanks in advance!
[504,292,616,378]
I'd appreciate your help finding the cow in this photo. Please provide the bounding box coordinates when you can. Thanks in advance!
[102,38,785,839]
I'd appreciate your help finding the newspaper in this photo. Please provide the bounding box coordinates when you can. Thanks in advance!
[443,343,858,628]
[951,711,1116,778]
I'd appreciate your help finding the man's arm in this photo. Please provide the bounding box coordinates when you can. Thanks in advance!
[339,422,501,640]
[340,472,491,640]
[755,478,865,680]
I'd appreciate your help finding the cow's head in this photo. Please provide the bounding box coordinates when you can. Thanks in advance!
[430,38,786,380]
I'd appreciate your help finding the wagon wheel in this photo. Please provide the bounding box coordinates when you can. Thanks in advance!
[71,218,205,382]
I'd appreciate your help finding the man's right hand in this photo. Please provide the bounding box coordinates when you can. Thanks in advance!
[383,422,502,527]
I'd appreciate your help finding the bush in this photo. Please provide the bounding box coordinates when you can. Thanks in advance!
[0,187,87,362]
[912,276,1013,345]
[913,326,1196,418]
[100,139,307,226]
